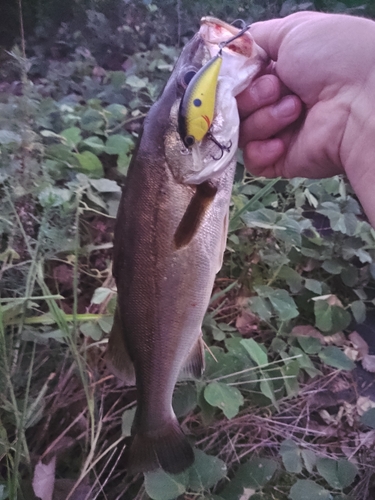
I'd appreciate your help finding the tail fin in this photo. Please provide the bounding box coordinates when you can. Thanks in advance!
[128,419,194,474]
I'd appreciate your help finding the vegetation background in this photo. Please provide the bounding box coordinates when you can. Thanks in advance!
[1,0,375,499]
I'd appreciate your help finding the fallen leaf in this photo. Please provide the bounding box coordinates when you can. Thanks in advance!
[312,294,344,307]
[235,310,258,334]
[32,456,56,500]
[349,331,369,359]
[344,346,360,361]
[357,396,375,416]
[291,325,324,341]
[323,332,346,346]
[362,354,375,373]
[356,431,375,449]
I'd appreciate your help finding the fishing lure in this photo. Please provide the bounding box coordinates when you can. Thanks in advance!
[178,53,223,148]
[178,22,251,157]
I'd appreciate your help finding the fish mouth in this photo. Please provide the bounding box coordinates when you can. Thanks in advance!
[200,16,267,61]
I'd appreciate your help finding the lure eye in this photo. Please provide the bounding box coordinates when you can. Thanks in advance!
[183,70,196,87]
[184,135,195,147]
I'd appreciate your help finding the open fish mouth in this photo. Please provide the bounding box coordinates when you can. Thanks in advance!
[200,16,268,61]
[173,16,268,185]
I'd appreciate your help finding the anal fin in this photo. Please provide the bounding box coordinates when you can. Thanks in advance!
[106,307,136,385]
[174,181,217,249]
[179,335,205,380]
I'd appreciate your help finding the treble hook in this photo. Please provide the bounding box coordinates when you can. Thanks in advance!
[208,133,232,160]
[218,22,251,53]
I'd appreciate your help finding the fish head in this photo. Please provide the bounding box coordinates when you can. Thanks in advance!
[163,17,268,184]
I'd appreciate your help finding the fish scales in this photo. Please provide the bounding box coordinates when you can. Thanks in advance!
[108,18,267,475]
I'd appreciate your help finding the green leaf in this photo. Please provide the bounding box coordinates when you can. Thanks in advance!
[80,109,104,132]
[289,479,331,500]
[104,134,133,155]
[318,346,355,371]
[98,315,114,334]
[351,300,366,324]
[340,266,358,287]
[260,377,278,408]
[105,103,128,120]
[240,458,278,488]
[144,469,188,500]
[82,136,105,152]
[290,347,322,378]
[121,407,136,437]
[360,408,375,429]
[268,289,299,320]
[188,449,227,491]
[301,449,316,473]
[305,279,322,295]
[60,127,82,148]
[314,301,351,334]
[278,266,302,293]
[204,382,244,419]
[38,186,72,207]
[91,287,112,305]
[80,322,102,341]
[298,337,322,355]
[89,178,121,193]
[274,215,302,247]
[0,130,21,144]
[75,151,104,178]
[240,339,268,366]
[314,300,333,332]
[322,259,343,275]
[316,458,358,489]
[249,296,272,321]
[126,74,149,88]
[280,439,302,473]
[173,384,197,418]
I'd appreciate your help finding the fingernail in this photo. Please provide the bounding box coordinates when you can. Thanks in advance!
[251,76,276,101]
[274,96,297,118]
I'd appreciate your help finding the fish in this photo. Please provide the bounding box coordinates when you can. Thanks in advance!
[107,17,267,474]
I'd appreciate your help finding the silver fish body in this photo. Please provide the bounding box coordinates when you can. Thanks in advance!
[107,18,266,474]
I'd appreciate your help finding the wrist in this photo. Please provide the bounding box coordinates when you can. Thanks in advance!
[341,72,375,227]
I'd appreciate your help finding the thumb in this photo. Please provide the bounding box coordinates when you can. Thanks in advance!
[250,11,327,61]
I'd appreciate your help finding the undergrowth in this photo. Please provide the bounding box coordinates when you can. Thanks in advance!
[1,1,375,499]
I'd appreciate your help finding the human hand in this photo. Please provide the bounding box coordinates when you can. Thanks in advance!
[238,12,375,224]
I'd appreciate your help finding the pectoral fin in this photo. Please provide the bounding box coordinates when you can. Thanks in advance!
[179,335,205,380]
[174,181,217,249]
[106,307,136,385]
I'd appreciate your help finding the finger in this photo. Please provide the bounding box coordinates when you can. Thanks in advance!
[250,12,326,60]
[236,74,281,119]
[243,138,284,177]
[238,95,302,146]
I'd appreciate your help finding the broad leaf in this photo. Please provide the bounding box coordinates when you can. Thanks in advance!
[316,458,358,489]
[318,346,355,371]
[289,479,331,500]
[361,408,375,429]
[280,439,302,473]
[240,339,268,366]
[204,382,244,419]
[144,469,188,500]
[188,449,227,491]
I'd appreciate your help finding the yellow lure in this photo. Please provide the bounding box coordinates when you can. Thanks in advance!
[178,54,222,147]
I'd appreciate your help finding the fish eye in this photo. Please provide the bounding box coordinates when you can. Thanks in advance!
[184,135,195,147]
[183,70,196,86]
